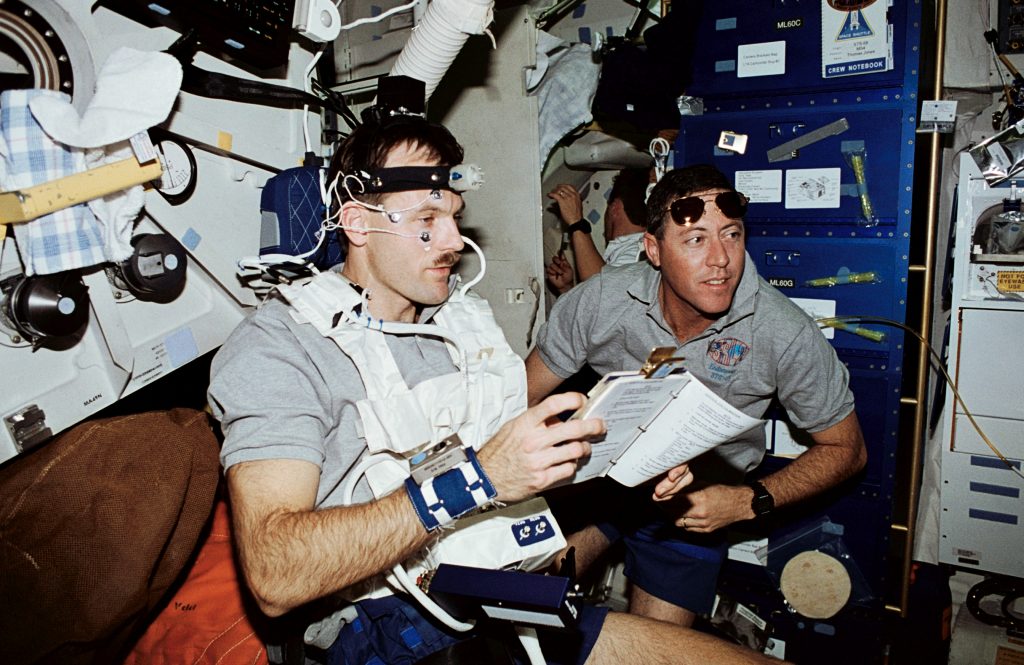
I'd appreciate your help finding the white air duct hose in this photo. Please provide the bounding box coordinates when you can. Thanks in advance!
[390,0,495,101]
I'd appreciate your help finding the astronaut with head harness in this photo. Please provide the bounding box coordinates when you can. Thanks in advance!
[208,105,784,665]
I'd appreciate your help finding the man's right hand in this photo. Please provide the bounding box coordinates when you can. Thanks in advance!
[548,184,584,225]
[477,392,604,503]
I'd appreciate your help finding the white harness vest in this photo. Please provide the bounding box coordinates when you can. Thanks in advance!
[278,272,564,601]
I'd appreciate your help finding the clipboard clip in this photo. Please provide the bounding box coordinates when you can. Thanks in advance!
[640,346,686,378]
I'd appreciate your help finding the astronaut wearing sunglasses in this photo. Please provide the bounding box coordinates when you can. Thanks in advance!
[526,164,867,629]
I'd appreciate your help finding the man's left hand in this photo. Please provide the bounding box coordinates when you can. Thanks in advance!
[546,254,574,294]
[670,483,753,533]
[651,463,693,502]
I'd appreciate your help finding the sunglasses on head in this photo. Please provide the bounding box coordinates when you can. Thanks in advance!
[667,191,749,225]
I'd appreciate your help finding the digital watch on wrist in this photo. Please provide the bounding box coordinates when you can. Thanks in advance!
[747,479,774,518]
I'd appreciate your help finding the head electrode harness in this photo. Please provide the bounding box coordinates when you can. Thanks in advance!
[326,161,485,248]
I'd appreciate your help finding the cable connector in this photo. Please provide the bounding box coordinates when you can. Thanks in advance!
[449,164,484,192]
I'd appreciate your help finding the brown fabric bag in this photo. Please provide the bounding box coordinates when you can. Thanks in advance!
[0,408,221,665]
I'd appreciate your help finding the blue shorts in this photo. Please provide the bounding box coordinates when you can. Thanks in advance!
[322,593,608,665]
[553,479,727,615]
[616,520,727,614]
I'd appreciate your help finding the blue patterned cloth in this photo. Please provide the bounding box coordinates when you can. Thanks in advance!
[1,89,106,275]
[527,32,601,167]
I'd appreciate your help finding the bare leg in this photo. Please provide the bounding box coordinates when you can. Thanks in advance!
[586,612,787,665]
[629,585,697,627]
[561,525,612,577]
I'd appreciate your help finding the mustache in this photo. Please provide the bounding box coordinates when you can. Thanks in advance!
[432,251,461,269]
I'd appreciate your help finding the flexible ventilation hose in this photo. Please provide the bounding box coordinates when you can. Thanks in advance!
[390,0,494,101]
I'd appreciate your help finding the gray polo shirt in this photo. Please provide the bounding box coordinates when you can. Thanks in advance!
[535,253,855,482]
[209,276,455,508]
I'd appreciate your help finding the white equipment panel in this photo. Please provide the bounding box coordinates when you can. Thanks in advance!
[0,0,317,461]
[938,155,1024,579]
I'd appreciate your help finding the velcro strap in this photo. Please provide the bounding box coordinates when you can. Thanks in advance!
[405,448,496,532]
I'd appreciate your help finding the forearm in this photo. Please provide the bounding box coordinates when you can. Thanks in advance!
[677,414,866,532]
[234,483,431,616]
[759,441,865,510]
[571,231,606,281]
[760,412,867,509]
[525,348,565,406]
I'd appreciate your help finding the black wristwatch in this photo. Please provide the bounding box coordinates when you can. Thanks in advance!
[567,219,591,235]
[747,479,774,518]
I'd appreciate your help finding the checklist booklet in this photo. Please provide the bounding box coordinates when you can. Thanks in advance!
[568,352,764,487]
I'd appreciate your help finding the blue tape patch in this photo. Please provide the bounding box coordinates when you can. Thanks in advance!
[181,228,201,251]
[970,455,1021,470]
[400,625,423,649]
[165,327,199,369]
[968,508,1018,525]
[512,515,556,546]
[715,60,737,73]
[969,482,1020,498]
[572,3,586,18]
[716,17,738,30]
[578,26,592,44]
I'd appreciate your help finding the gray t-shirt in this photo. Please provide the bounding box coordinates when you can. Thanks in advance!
[535,253,854,482]
[208,293,457,508]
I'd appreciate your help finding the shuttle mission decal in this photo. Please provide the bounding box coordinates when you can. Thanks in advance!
[706,337,750,380]
[821,0,891,78]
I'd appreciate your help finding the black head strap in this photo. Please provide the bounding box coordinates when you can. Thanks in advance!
[361,166,454,193]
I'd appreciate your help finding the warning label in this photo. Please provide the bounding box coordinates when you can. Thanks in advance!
[995,645,1024,665]
[996,271,1024,292]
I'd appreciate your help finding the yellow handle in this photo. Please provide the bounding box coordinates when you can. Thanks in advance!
[0,156,163,224]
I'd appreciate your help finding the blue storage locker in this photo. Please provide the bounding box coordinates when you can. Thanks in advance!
[671,2,921,659]
[766,367,900,492]
[843,368,900,495]
[745,236,908,361]
[685,0,917,101]
[675,108,910,229]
